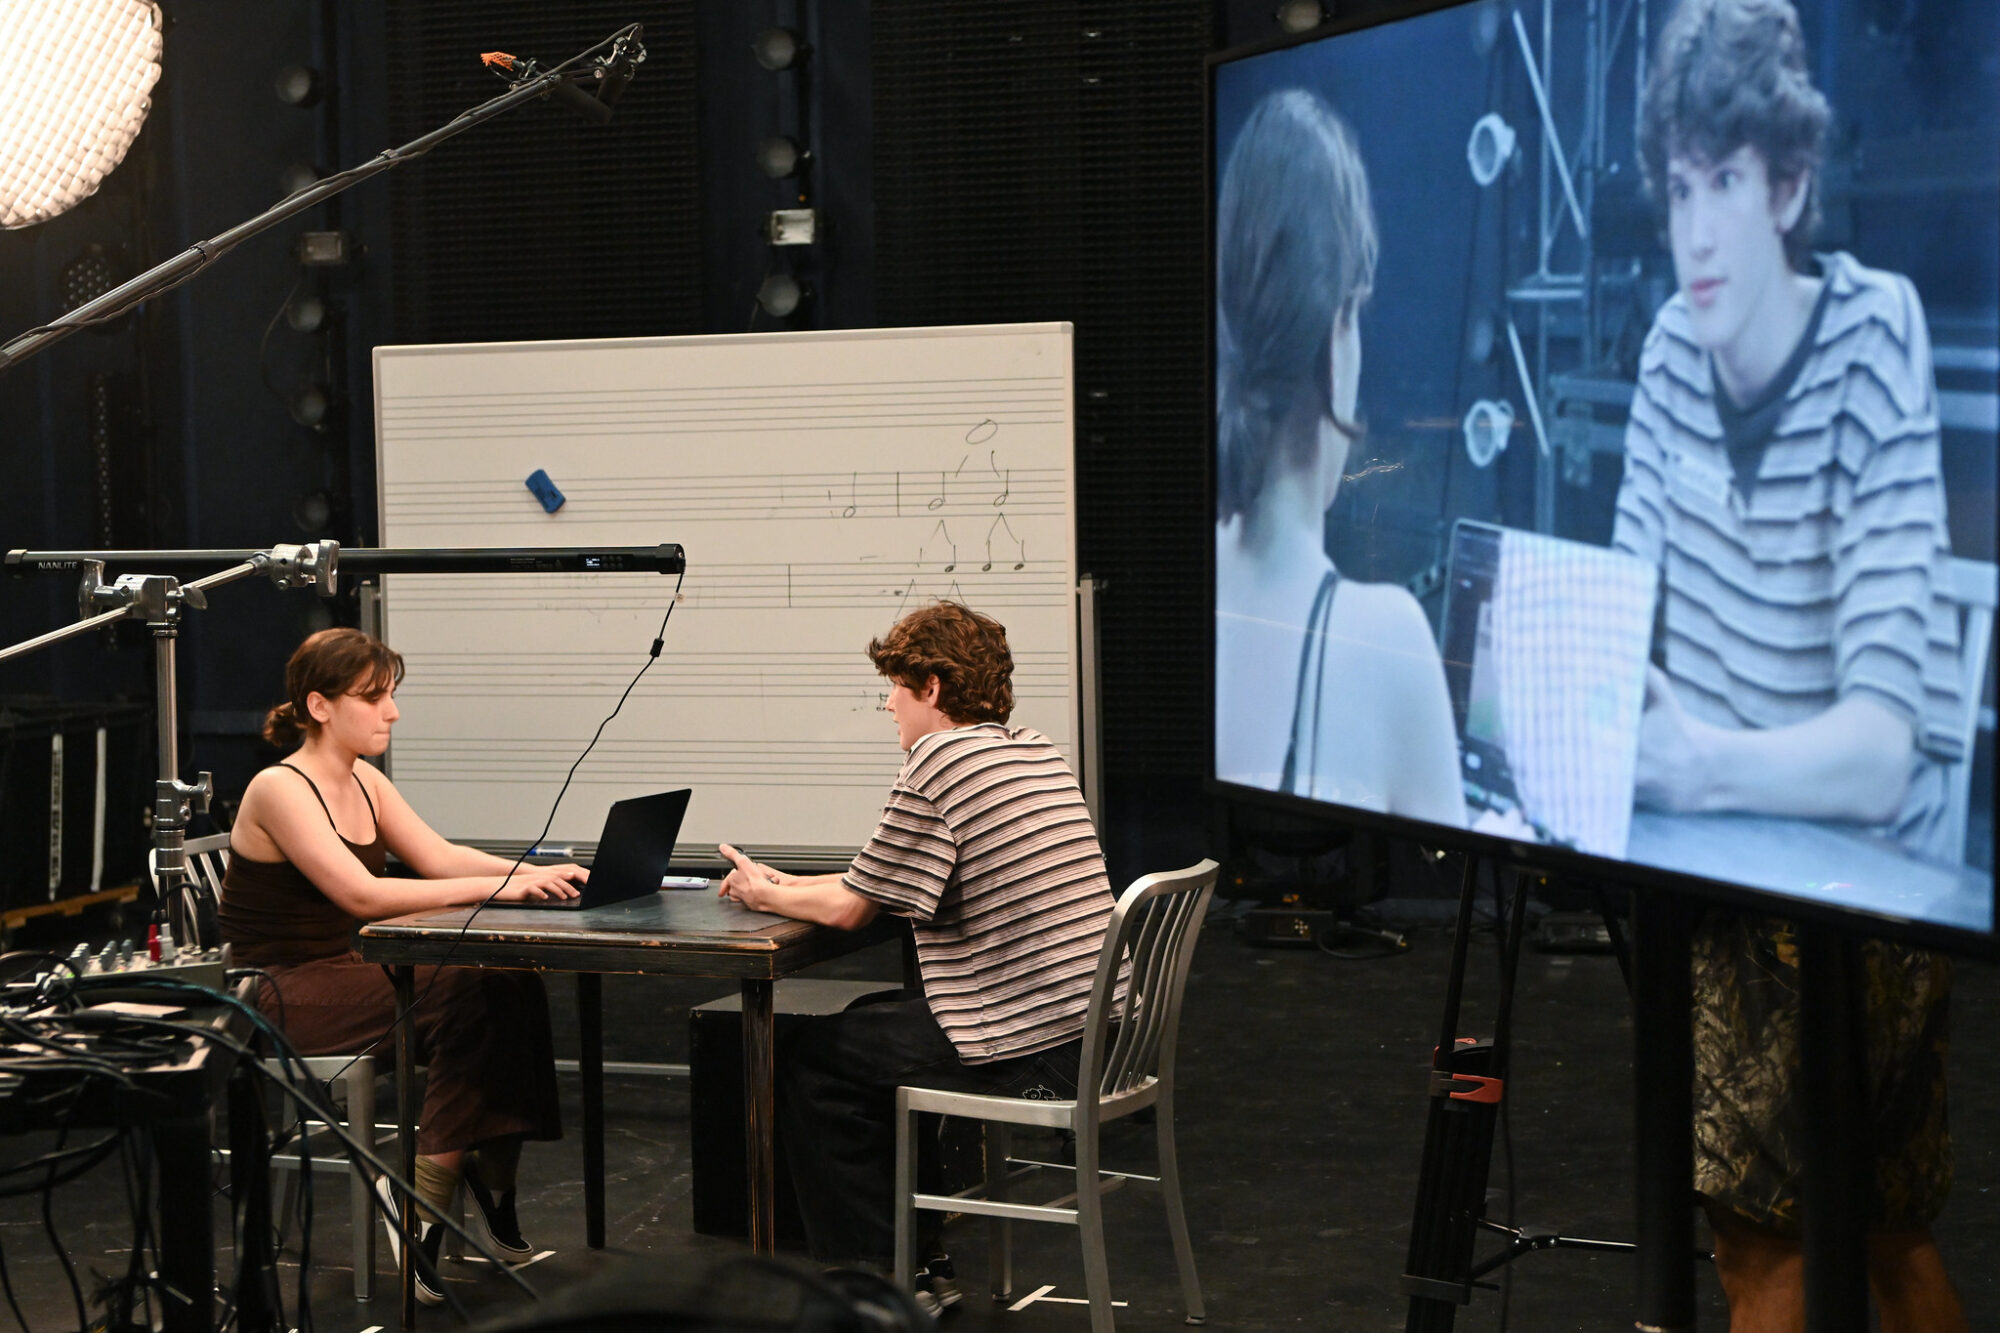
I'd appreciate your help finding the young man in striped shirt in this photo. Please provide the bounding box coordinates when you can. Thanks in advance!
[718,599,1115,1310]
[1615,2,1966,1328]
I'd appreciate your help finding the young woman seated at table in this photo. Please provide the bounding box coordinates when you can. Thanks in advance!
[219,627,585,1303]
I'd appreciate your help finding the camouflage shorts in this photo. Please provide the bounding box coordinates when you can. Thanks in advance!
[1692,912,1953,1235]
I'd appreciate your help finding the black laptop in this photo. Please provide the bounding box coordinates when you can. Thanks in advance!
[507,788,693,910]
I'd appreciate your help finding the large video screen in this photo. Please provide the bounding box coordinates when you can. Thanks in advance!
[1210,0,1999,940]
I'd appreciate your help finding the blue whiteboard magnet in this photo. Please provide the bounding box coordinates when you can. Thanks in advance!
[526,468,566,513]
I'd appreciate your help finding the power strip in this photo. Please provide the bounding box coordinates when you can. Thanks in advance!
[1240,908,1334,946]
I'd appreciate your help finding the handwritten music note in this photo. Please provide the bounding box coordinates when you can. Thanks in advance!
[985,515,1026,571]
[921,520,957,572]
[836,472,858,518]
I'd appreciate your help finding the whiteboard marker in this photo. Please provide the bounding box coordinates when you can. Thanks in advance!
[528,845,575,858]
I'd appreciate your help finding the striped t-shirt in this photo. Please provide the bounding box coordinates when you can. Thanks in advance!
[843,722,1115,1063]
[1611,250,1964,858]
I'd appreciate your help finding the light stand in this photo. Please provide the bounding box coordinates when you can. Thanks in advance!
[2,541,686,942]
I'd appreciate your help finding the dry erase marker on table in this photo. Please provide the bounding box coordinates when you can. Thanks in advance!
[660,875,710,890]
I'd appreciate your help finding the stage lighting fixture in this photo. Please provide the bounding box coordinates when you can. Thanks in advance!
[0,0,164,229]
[766,208,818,246]
[60,245,126,314]
[756,135,804,179]
[274,64,323,107]
[292,490,334,533]
[278,162,321,200]
[1274,1,1325,34]
[294,229,351,266]
[1461,399,1514,469]
[753,27,806,71]
[284,294,328,334]
[288,382,333,429]
[1466,113,1517,187]
[757,273,806,318]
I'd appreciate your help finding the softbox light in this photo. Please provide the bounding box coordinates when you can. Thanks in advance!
[0,0,164,230]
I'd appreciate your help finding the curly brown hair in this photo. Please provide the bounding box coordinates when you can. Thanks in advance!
[867,601,1013,725]
[1639,0,1830,271]
[264,628,405,749]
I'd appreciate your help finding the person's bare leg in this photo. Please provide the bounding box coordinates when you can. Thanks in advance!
[1869,1229,1967,1333]
[1705,1203,1804,1333]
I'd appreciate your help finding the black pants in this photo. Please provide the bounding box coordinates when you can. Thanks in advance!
[778,988,1081,1268]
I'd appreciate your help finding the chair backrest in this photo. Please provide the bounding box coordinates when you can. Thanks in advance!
[147,832,231,951]
[183,831,231,901]
[1077,859,1219,1119]
[1940,556,1997,861]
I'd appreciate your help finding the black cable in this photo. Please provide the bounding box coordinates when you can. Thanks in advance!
[227,967,289,1034]
[38,1115,86,1333]
[69,996,537,1299]
[0,1222,29,1333]
[0,1133,125,1198]
[113,1129,156,1333]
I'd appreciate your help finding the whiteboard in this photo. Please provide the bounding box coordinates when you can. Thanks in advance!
[372,322,1077,862]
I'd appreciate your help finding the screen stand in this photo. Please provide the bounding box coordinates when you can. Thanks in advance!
[1797,922,1870,1333]
[1401,855,1640,1332]
[1631,892,1697,1331]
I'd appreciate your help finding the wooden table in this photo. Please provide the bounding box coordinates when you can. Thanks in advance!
[357,890,892,1326]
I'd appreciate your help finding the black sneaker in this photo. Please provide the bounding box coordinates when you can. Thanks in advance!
[373,1177,449,1306]
[412,1221,447,1306]
[461,1157,536,1262]
[912,1255,961,1318]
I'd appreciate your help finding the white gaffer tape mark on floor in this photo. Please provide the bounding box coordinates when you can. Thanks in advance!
[1007,1284,1125,1312]
[359,1325,385,1332]
[458,1248,557,1270]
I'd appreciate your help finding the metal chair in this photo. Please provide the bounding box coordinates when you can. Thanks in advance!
[1940,556,1997,862]
[190,832,382,1300]
[894,858,1219,1332]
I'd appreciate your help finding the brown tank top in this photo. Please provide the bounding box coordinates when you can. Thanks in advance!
[218,763,387,968]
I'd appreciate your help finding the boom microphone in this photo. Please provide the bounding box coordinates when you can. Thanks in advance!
[482,25,644,125]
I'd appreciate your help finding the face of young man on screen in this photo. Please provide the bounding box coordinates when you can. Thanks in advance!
[1665,143,1811,396]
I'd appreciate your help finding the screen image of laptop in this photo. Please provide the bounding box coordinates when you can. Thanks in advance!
[507,788,693,910]
[1437,520,1657,858]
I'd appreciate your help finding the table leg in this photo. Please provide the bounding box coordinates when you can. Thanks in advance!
[394,964,418,1330]
[155,1112,213,1333]
[225,1065,277,1332]
[578,971,605,1248]
[742,977,776,1254]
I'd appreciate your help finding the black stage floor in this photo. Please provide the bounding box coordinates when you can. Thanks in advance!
[1,910,1993,1331]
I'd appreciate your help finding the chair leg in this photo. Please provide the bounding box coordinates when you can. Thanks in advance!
[274,1164,301,1249]
[988,1122,1013,1301]
[1154,1094,1203,1324]
[1074,1127,1116,1333]
[893,1094,919,1290]
[344,1066,376,1301]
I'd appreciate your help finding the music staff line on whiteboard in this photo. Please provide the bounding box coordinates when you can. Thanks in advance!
[383,468,1063,523]
[380,414,1066,442]
[379,375,1066,409]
